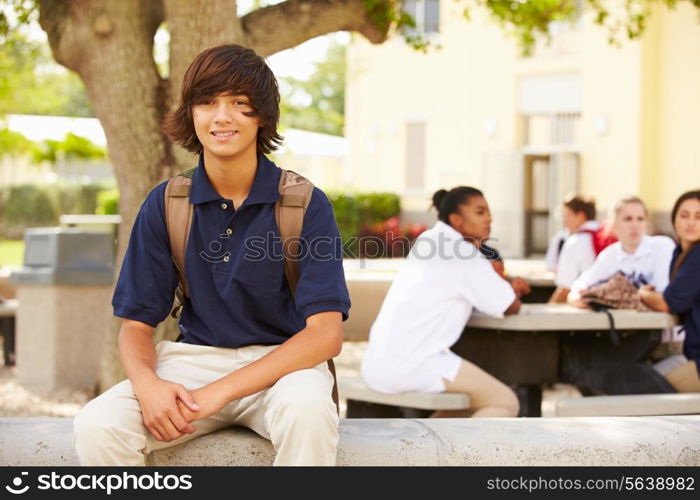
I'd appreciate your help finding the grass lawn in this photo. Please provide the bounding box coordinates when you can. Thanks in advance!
[0,239,24,267]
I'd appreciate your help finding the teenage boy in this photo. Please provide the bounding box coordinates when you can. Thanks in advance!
[72,44,350,466]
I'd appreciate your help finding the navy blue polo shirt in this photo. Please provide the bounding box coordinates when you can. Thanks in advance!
[663,244,700,376]
[112,154,351,347]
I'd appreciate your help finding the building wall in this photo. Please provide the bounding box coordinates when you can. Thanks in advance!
[346,2,700,255]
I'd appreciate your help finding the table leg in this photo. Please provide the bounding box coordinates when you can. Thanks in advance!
[0,317,15,367]
[516,385,542,417]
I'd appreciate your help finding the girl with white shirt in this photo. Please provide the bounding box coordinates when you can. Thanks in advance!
[361,187,521,418]
[568,196,675,305]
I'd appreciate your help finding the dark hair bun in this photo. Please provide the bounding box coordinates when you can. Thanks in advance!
[432,189,448,211]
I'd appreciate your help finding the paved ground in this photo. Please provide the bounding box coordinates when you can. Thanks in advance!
[0,342,581,418]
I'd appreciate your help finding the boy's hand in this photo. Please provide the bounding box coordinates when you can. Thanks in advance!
[132,376,200,442]
[176,382,229,423]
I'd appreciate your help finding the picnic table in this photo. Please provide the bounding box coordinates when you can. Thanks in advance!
[453,304,678,416]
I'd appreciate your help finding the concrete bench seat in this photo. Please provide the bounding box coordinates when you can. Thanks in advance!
[2,417,700,466]
[555,393,700,417]
[338,376,470,411]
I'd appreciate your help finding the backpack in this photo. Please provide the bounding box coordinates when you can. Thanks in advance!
[580,220,617,256]
[163,166,339,413]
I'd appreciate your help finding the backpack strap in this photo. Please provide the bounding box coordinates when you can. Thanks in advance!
[274,169,314,296]
[274,170,339,413]
[164,168,196,317]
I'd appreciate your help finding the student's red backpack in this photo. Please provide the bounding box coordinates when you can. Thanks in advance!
[580,220,617,256]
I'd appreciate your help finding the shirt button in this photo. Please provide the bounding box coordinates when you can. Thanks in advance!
[221,202,228,210]
[226,228,233,235]
[223,255,230,262]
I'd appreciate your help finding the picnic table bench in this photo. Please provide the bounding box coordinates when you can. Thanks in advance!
[339,376,470,418]
[555,393,700,417]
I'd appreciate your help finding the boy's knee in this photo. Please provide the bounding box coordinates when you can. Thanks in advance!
[267,389,337,432]
[73,404,110,443]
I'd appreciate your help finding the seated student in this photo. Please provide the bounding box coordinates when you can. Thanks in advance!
[568,196,675,307]
[550,194,600,302]
[640,190,700,392]
[362,187,521,418]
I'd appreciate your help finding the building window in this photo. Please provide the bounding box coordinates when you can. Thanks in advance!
[523,112,580,147]
[403,0,440,35]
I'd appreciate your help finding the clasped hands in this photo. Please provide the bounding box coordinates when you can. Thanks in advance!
[134,376,228,442]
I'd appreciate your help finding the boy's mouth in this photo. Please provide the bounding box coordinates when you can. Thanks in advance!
[211,130,237,138]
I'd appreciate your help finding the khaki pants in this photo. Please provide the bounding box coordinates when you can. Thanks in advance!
[73,341,339,466]
[665,359,700,393]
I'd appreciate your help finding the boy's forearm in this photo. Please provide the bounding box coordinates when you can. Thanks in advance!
[213,313,343,403]
[117,320,160,390]
[549,287,570,303]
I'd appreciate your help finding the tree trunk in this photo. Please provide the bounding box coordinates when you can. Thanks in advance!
[38,0,391,392]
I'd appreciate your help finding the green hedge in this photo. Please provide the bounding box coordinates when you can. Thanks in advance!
[0,185,401,256]
[0,183,115,239]
[95,188,120,215]
[326,191,401,257]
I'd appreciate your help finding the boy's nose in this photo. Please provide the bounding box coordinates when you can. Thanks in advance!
[213,104,233,122]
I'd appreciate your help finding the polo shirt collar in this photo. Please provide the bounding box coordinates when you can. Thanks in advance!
[434,220,465,241]
[189,153,281,206]
[618,234,652,261]
[579,220,600,232]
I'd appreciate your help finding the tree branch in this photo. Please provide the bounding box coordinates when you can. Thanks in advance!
[39,0,164,73]
[242,0,393,57]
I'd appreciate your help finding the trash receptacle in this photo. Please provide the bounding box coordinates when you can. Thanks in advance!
[10,228,115,391]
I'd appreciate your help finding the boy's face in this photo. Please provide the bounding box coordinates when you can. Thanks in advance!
[192,91,260,164]
[562,206,587,233]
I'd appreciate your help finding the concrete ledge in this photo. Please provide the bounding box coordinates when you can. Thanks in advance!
[555,393,700,417]
[2,417,700,466]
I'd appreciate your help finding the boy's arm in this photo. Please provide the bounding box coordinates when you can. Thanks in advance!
[176,311,343,422]
[119,319,200,441]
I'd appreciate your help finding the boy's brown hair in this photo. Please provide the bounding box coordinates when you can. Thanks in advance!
[563,193,596,221]
[163,44,283,155]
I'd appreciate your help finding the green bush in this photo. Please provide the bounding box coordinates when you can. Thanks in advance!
[0,185,401,256]
[32,132,106,163]
[326,191,401,257]
[56,183,103,215]
[0,128,39,157]
[95,188,120,215]
[0,183,110,239]
[0,185,57,239]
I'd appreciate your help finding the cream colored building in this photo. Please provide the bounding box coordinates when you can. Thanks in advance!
[345,2,700,257]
